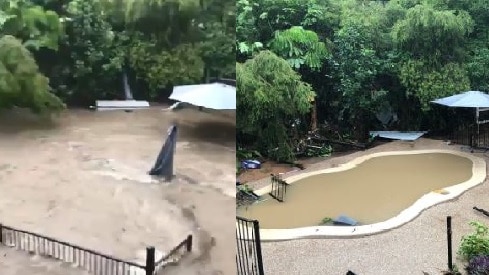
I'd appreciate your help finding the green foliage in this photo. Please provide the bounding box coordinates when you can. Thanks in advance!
[319,217,332,225]
[236,0,338,64]
[459,221,489,261]
[0,35,64,113]
[129,41,204,93]
[333,23,387,134]
[305,144,332,157]
[237,184,253,193]
[58,0,208,103]
[55,0,124,104]
[236,0,259,55]
[101,0,200,24]
[392,3,474,64]
[0,0,63,51]
[466,47,489,92]
[0,11,17,29]
[269,26,328,70]
[238,41,264,56]
[236,0,489,156]
[198,19,236,78]
[198,0,236,78]
[340,0,399,52]
[252,0,340,39]
[399,59,470,110]
[237,51,315,161]
[445,264,462,275]
[0,0,234,112]
[236,147,263,160]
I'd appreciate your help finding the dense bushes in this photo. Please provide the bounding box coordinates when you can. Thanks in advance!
[0,0,235,112]
[237,0,489,161]
[458,221,489,274]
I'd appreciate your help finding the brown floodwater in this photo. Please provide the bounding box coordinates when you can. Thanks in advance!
[0,107,236,275]
[237,153,473,229]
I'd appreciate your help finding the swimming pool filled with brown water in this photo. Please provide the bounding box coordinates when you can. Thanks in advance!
[237,153,473,229]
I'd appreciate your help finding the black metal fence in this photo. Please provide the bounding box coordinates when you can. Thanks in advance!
[451,123,489,149]
[0,223,192,275]
[154,235,192,273]
[446,216,453,272]
[236,216,264,275]
[269,174,288,202]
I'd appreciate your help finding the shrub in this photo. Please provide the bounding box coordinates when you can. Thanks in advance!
[459,221,489,261]
[466,255,489,275]
[319,217,333,225]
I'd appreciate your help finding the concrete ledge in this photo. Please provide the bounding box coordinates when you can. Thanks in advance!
[245,150,486,241]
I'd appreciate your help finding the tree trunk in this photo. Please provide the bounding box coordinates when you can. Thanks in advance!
[354,110,368,143]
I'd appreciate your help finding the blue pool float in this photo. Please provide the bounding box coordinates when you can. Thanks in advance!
[241,160,261,169]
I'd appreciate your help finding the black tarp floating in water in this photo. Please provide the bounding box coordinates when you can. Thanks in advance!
[148,124,177,180]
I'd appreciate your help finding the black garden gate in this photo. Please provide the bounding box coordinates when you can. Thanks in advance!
[236,216,265,275]
[269,174,287,202]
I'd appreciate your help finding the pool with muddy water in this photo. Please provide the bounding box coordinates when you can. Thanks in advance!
[238,152,473,229]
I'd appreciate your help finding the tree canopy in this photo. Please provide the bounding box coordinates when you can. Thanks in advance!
[0,0,235,111]
[237,0,489,161]
[237,51,315,161]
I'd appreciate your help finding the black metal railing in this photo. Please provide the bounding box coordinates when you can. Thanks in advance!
[0,223,193,275]
[154,235,192,273]
[269,174,287,202]
[236,216,264,275]
[446,216,453,272]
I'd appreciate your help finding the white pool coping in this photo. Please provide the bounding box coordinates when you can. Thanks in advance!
[240,149,487,241]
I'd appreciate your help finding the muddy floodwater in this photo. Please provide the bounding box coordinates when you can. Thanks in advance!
[238,153,473,229]
[0,106,235,275]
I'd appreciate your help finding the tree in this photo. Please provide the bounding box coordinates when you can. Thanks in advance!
[392,3,474,65]
[197,0,236,79]
[399,59,470,110]
[236,0,489,159]
[0,0,65,113]
[49,0,125,105]
[237,51,315,161]
[101,0,200,24]
[269,26,328,70]
[236,0,339,61]
[0,35,64,113]
[128,40,204,93]
[104,0,235,93]
[0,0,63,51]
[333,23,387,140]
[466,48,489,92]
[0,0,235,112]
[40,0,233,104]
